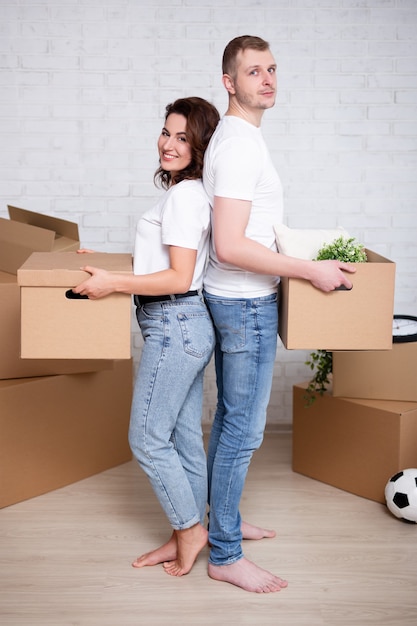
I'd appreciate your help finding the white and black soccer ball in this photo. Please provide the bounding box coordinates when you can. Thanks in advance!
[385,469,417,523]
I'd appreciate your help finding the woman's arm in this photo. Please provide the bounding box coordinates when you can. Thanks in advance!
[72,246,197,300]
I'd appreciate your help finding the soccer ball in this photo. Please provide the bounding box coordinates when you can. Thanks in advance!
[384,469,417,523]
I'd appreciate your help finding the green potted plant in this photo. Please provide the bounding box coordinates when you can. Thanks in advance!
[304,236,367,406]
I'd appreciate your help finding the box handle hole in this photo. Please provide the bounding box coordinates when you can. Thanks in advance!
[65,289,89,300]
[334,284,353,291]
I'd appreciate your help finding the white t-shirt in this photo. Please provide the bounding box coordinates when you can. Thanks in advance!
[203,116,284,298]
[133,179,210,291]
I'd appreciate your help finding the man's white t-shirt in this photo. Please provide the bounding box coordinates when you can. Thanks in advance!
[203,116,284,298]
[133,179,210,291]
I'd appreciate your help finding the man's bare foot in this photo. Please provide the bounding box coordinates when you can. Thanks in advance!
[241,520,276,540]
[163,523,208,577]
[208,557,288,593]
[132,532,177,568]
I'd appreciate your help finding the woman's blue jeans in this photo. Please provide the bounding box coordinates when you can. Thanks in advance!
[203,291,278,566]
[128,295,215,530]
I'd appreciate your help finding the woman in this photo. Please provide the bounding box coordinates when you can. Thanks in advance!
[74,97,220,576]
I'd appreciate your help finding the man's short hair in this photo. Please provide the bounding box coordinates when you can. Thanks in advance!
[222,35,270,78]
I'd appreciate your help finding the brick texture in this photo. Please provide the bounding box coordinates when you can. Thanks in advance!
[1,0,416,426]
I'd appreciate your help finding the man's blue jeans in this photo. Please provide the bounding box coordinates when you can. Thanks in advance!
[203,291,278,566]
[128,295,215,530]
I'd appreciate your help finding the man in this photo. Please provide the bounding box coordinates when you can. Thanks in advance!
[203,35,355,593]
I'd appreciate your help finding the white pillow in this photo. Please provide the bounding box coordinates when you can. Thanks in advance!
[274,224,349,260]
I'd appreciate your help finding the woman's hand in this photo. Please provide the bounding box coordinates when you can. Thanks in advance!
[72,266,116,300]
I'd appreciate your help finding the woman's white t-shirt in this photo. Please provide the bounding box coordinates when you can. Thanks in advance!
[133,179,210,291]
[203,116,284,298]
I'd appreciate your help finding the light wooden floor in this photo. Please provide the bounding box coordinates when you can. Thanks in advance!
[1,432,416,626]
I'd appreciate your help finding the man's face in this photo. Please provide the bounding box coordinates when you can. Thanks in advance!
[229,48,277,111]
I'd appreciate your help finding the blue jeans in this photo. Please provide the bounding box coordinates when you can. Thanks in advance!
[128,295,215,530]
[203,291,278,566]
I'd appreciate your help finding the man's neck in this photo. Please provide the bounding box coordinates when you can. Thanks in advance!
[225,100,264,127]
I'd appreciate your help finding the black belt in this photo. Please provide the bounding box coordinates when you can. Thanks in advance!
[134,290,199,306]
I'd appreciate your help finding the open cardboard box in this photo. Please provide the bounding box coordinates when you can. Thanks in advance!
[292,381,417,503]
[18,251,133,360]
[0,359,133,508]
[332,342,417,402]
[0,205,79,275]
[0,207,112,378]
[279,250,395,350]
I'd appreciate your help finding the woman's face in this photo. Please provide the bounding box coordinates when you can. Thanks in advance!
[158,113,192,180]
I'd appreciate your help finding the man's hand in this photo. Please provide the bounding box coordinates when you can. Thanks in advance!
[309,260,356,293]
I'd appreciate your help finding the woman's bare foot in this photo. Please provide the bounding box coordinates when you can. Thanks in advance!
[208,557,288,593]
[163,523,208,577]
[131,520,272,571]
[241,520,276,540]
[132,532,177,568]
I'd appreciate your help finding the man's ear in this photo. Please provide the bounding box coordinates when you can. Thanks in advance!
[222,74,236,95]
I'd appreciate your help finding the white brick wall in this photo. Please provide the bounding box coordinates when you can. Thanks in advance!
[1,0,416,427]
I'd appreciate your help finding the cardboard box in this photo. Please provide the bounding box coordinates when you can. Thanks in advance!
[0,359,133,508]
[0,269,112,379]
[0,205,79,275]
[292,382,417,503]
[279,249,395,350]
[18,251,133,360]
[333,343,417,402]
[0,207,111,378]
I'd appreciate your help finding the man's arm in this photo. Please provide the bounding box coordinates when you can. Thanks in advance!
[212,196,355,293]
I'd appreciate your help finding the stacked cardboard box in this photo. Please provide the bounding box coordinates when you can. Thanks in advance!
[273,231,417,506]
[0,359,133,508]
[292,342,417,504]
[332,344,417,402]
[284,246,416,504]
[292,380,417,504]
[0,206,134,508]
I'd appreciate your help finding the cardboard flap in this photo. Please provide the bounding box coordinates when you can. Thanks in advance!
[0,269,16,285]
[8,205,79,242]
[0,218,55,274]
[365,249,395,265]
[17,251,133,286]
